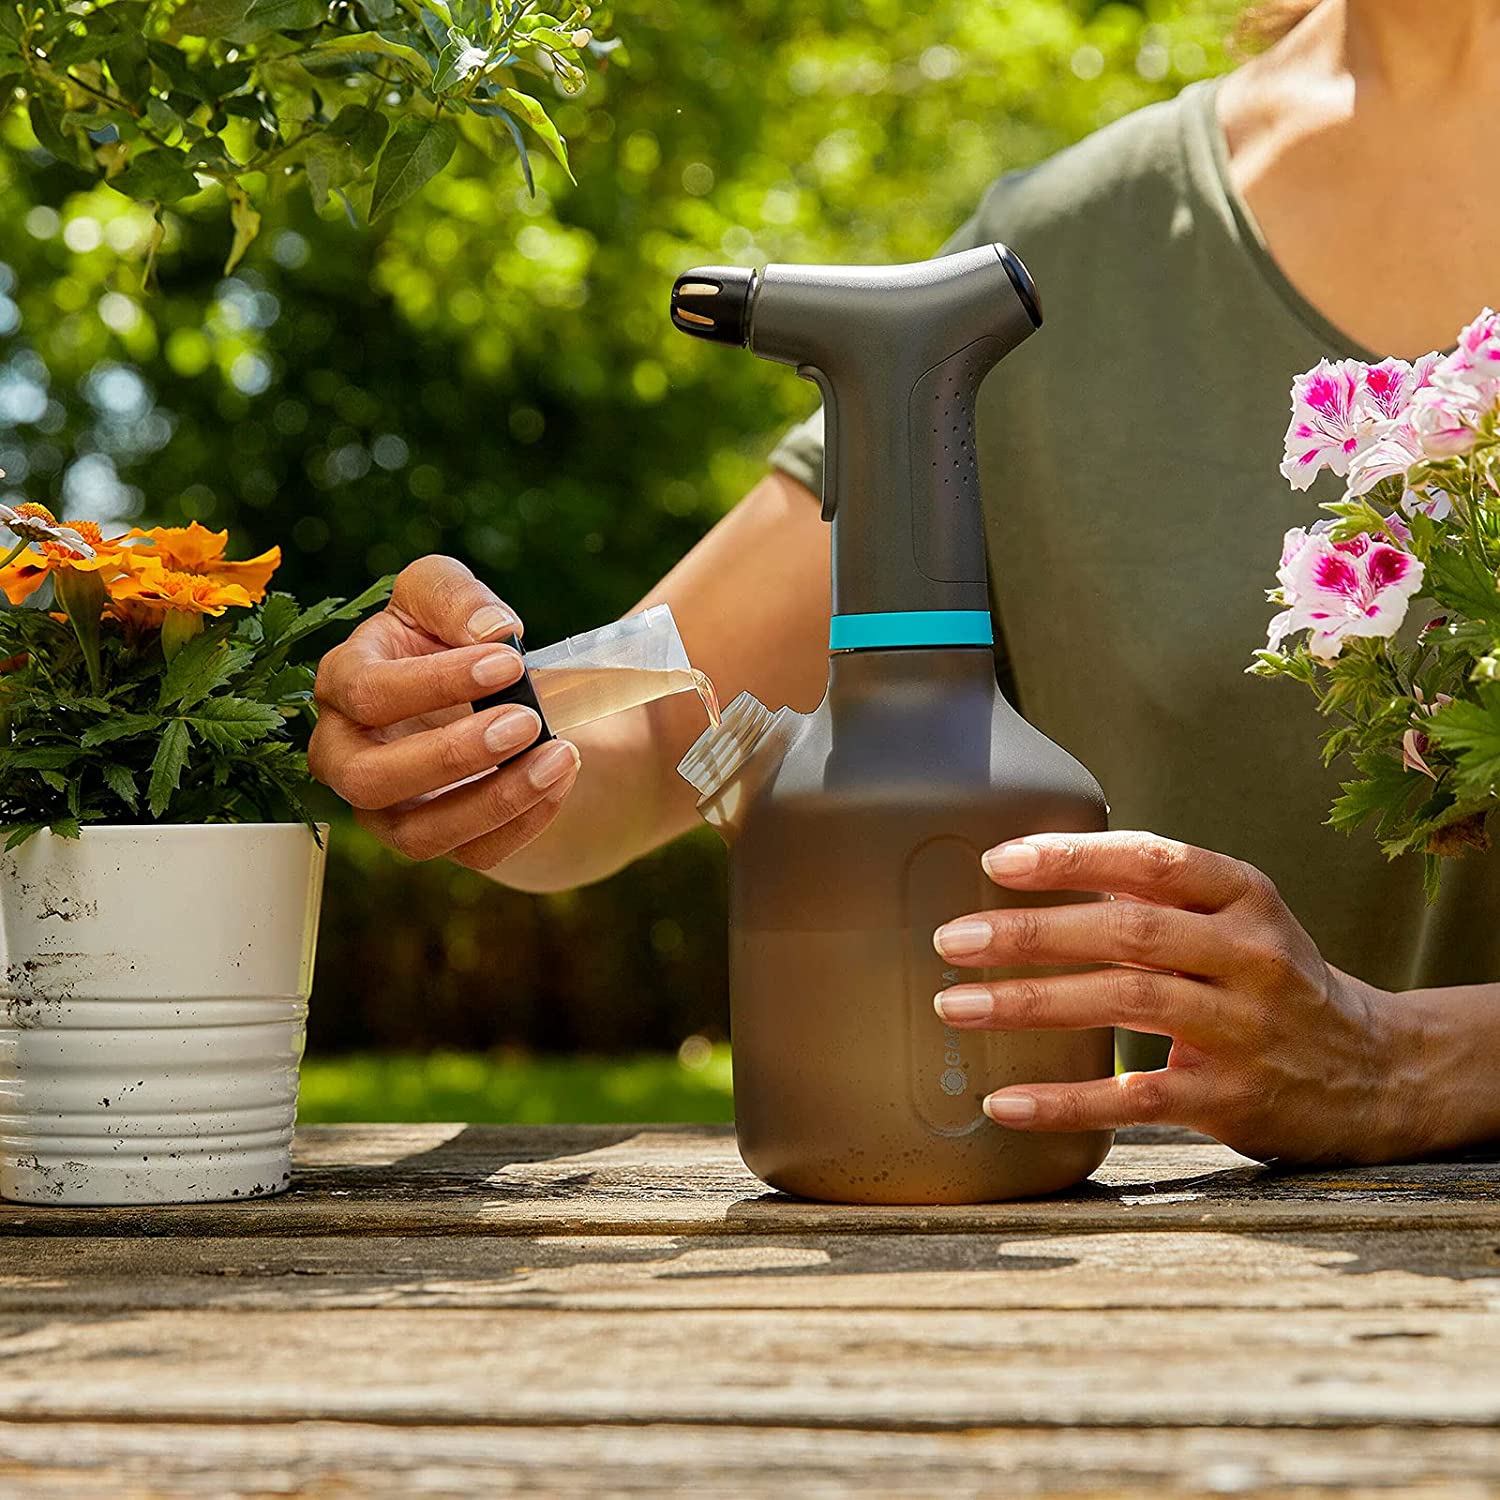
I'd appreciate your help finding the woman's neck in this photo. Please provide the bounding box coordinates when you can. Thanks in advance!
[1218,0,1500,358]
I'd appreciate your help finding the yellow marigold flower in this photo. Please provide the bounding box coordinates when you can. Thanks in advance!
[126,521,281,603]
[108,563,255,624]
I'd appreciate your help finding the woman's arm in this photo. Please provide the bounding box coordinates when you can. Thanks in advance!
[497,469,830,890]
[309,470,830,890]
[930,830,1500,1164]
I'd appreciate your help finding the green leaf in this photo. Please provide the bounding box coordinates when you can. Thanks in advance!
[171,0,253,38]
[1425,546,1500,633]
[3,746,87,770]
[276,575,395,650]
[1426,687,1500,800]
[312,31,432,81]
[225,182,261,274]
[27,94,82,167]
[4,823,49,853]
[327,103,391,164]
[243,0,328,29]
[159,633,253,711]
[256,593,303,646]
[148,719,192,816]
[102,763,140,812]
[48,818,82,841]
[182,697,284,747]
[471,103,534,193]
[369,116,458,221]
[112,148,200,204]
[1328,749,1426,841]
[80,713,161,749]
[499,88,573,181]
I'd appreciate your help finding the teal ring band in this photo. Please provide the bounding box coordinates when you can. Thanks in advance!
[829,609,994,651]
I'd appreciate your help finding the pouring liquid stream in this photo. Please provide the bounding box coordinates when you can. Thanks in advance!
[532,663,722,735]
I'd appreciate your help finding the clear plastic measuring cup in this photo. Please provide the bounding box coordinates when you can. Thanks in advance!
[521,604,720,735]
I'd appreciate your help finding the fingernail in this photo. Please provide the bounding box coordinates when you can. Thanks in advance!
[934,985,993,1022]
[984,841,1040,879]
[467,604,519,642]
[528,740,580,791]
[472,647,522,689]
[484,707,540,755]
[985,1093,1038,1125]
[933,919,991,960]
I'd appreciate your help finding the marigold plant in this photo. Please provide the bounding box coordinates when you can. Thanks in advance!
[0,505,390,845]
[1252,310,1500,896]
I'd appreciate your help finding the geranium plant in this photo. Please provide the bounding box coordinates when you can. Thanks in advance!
[1252,311,1500,896]
[2,0,616,275]
[0,502,391,846]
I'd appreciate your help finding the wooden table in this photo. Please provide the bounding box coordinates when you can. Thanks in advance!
[3,1124,1499,1497]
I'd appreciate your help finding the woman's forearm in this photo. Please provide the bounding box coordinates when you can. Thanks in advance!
[1382,980,1500,1156]
[490,470,831,893]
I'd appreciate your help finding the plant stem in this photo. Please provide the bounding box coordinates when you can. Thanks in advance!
[0,539,31,571]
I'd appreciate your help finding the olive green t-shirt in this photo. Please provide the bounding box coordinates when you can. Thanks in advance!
[769,79,1500,1004]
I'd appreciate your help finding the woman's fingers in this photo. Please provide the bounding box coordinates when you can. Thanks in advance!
[982,1069,1207,1134]
[982,831,1267,914]
[934,897,1230,978]
[388,555,523,648]
[314,704,543,809]
[935,966,1222,1045]
[356,739,580,862]
[317,633,524,730]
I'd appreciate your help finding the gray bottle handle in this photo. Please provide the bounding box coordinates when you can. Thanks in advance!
[750,243,1040,618]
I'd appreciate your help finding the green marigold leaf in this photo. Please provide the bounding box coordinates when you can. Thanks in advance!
[148,719,192,817]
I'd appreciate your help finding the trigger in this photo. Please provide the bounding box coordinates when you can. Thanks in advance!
[797,364,839,522]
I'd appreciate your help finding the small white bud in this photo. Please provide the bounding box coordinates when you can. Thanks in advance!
[570,27,592,47]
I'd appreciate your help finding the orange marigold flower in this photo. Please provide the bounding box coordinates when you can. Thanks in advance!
[126,521,281,603]
[107,563,255,623]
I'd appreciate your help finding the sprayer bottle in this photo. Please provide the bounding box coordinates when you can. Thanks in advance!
[671,244,1113,1204]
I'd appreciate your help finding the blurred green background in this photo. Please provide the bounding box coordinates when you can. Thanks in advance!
[1,0,1237,1123]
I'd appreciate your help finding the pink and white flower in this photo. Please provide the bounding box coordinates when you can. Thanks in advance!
[1267,525,1425,661]
[1437,308,1500,392]
[1411,380,1484,457]
[1279,359,1368,489]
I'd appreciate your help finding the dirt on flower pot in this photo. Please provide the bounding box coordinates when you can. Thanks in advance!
[0,823,327,1205]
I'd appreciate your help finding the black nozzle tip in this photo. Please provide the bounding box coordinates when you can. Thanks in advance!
[996,244,1043,328]
[670,265,757,346]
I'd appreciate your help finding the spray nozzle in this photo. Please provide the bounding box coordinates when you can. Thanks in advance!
[670,266,758,347]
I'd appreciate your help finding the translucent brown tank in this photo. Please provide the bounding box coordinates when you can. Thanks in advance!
[683,649,1113,1205]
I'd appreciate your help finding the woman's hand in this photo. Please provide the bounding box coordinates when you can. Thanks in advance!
[932,831,1430,1166]
[309,556,581,871]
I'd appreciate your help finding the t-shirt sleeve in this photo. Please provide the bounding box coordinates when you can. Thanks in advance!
[765,181,1025,497]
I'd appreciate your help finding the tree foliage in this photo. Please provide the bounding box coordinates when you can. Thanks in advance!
[2,0,614,274]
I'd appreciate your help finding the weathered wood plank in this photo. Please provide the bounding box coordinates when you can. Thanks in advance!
[5,1421,1500,1499]
[3,1305,1499,1427]
[3,1126,1496,1237]
[3,1228,1499,1313]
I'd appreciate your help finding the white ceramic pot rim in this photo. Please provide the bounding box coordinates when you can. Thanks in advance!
[25,822,330,839]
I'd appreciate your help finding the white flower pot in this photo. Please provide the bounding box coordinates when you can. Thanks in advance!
[0,823,327,1205]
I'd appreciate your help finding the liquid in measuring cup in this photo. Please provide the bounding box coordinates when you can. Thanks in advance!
[532,663,721,735]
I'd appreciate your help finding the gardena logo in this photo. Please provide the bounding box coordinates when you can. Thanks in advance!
[938,967,969,1097]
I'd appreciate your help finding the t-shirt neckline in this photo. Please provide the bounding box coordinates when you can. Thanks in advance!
[1182,77,1383,364]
